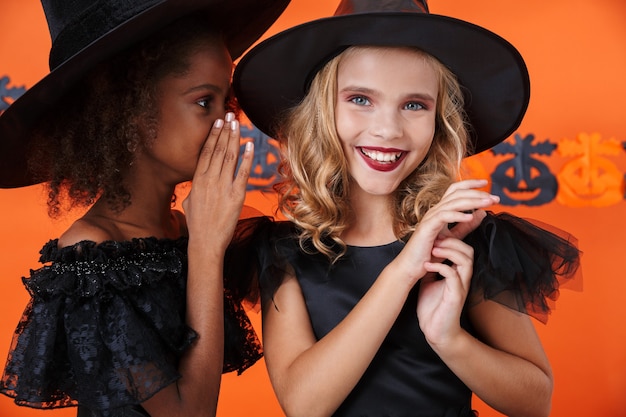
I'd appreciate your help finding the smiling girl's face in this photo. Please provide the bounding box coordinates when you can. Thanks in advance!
[335,46,438,198]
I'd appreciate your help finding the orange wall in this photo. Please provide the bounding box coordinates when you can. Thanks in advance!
[1,1,625,416]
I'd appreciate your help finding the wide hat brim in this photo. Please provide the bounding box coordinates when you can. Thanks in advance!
[233,12,530,156]
[0,0,290,188]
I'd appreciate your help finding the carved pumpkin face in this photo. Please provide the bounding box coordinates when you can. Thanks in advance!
[556,132,623,207]
[240,122,280,192]
[490,134,557,206]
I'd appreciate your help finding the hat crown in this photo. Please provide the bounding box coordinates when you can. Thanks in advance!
[334,0,429,15]
[41,0,162,70]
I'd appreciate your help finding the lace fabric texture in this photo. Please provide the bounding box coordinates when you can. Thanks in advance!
[1,235,262,413]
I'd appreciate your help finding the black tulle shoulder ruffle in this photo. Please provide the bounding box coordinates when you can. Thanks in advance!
[254,212,581,324]
[464,211,581,323]
[1,235,262,412]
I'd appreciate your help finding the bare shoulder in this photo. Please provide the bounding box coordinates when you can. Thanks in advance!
[57,217,116,248]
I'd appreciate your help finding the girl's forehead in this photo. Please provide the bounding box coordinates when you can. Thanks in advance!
[337,47,438,83]
[341,45,428,60]
[337,46,436,78]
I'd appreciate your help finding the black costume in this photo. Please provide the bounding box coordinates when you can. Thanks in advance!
[1,235,262,417]
[256,212,580,417]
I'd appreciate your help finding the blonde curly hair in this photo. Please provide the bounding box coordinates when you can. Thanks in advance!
[275,46,470,260]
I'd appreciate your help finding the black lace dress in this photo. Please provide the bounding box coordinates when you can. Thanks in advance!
[256,212,581,417]
[1,231,262,417]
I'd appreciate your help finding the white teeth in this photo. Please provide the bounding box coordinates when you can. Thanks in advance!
[361,148,402,163]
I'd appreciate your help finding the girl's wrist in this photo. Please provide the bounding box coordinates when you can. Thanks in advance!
[427,328,470,360]
[187,237,227,260]
[384,260,424,290]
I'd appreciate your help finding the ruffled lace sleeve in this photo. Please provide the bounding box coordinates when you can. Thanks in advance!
[464,211,582,323]
[0,236,261,412]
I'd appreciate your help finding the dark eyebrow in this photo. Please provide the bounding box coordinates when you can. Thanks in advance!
[184,83,227,95]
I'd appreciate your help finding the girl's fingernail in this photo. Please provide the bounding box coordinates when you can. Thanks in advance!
[245,141,253,152]
[231,120,238,130]
[225,112,234,122]
[214,118,224,128]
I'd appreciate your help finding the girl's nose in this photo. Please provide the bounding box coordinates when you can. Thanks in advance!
[369,108,402,140]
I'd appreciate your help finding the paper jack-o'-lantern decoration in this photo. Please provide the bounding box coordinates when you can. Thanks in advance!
[556,132,623,207]
[0,75,26,112]
[490,133,558,206]
[240,119,281,192]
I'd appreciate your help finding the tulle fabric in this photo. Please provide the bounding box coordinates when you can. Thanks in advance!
[1,234,262,414]
[464,211,581,323]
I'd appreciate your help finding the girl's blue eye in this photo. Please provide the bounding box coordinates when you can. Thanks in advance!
[405,102,424,111]
[350,96,370,106]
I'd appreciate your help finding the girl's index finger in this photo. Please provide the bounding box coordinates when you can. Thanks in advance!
[204,114,241,180]
[194,116,225,176]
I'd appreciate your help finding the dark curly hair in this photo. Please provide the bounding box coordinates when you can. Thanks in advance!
[28,15,233,218]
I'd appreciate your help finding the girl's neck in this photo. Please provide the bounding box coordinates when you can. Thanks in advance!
[341,190,396,246]
[85,182,184,241]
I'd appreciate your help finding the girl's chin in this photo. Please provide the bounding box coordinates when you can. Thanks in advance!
[353,182,400,197]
